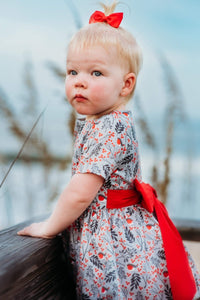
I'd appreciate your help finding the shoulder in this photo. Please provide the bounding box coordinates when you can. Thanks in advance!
[93,110,133,131]
[74,110,135,140]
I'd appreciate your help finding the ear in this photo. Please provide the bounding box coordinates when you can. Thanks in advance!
[120,73,136,97]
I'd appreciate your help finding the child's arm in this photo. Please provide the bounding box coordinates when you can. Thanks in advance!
[17,173,104,238]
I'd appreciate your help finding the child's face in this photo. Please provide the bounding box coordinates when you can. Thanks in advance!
[65,45,127,119]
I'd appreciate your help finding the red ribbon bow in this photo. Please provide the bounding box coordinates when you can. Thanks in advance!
[107,179,197,300]
[89,10,123,28]
[134,179,197,300]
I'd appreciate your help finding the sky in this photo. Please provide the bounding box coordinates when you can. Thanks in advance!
[0,0,200,159]
[0,0,199,120]
[0,1,200,223]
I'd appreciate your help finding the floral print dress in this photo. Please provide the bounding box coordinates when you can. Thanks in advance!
[65,110,200,300]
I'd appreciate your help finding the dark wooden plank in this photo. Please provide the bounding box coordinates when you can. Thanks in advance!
[173,218,200,241]
[0,217,76,299]
[0,216,199,299]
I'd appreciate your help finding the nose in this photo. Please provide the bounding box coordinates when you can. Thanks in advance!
[74,74,87,88]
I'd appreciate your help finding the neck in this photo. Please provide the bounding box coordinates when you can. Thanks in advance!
[86,103,127,121]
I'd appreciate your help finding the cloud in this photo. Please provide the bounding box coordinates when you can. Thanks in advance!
[0,18,70,62]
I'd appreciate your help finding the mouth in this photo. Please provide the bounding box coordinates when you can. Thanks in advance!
[74,94,87,102]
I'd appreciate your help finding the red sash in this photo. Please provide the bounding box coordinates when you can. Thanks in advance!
[107,179,196,300]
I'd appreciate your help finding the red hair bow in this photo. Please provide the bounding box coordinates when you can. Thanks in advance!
[89,10,123,28]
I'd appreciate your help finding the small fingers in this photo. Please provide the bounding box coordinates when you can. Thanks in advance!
[17,225,33,236]
[17,222,56,239]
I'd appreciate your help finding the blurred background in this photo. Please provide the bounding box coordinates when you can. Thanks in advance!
[0,0,199,229]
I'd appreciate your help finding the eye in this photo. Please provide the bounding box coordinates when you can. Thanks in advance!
[68,70,77,75]
[92,71,102,77]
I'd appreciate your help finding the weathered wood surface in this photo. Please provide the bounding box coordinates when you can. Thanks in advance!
[0,217,199,300]
[0,216,76,300]
[174,218,200,241]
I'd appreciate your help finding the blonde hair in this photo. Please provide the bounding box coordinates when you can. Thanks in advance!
[68,1,143,99]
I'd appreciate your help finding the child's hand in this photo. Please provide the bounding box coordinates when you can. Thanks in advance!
[17,221,56,239]
[17,174,103,239]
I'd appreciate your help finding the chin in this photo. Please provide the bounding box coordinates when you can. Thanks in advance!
[75,108,89,116]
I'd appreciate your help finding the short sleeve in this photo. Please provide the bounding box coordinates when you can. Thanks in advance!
[75,113,137,181]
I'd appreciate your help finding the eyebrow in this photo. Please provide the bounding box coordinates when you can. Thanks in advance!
[67,59,107,65]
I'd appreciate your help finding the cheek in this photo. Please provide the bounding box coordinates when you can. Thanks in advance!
[90,81,108,98]
[65,78,71,99]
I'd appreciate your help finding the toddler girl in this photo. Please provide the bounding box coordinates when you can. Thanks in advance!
[18,1,200,299]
